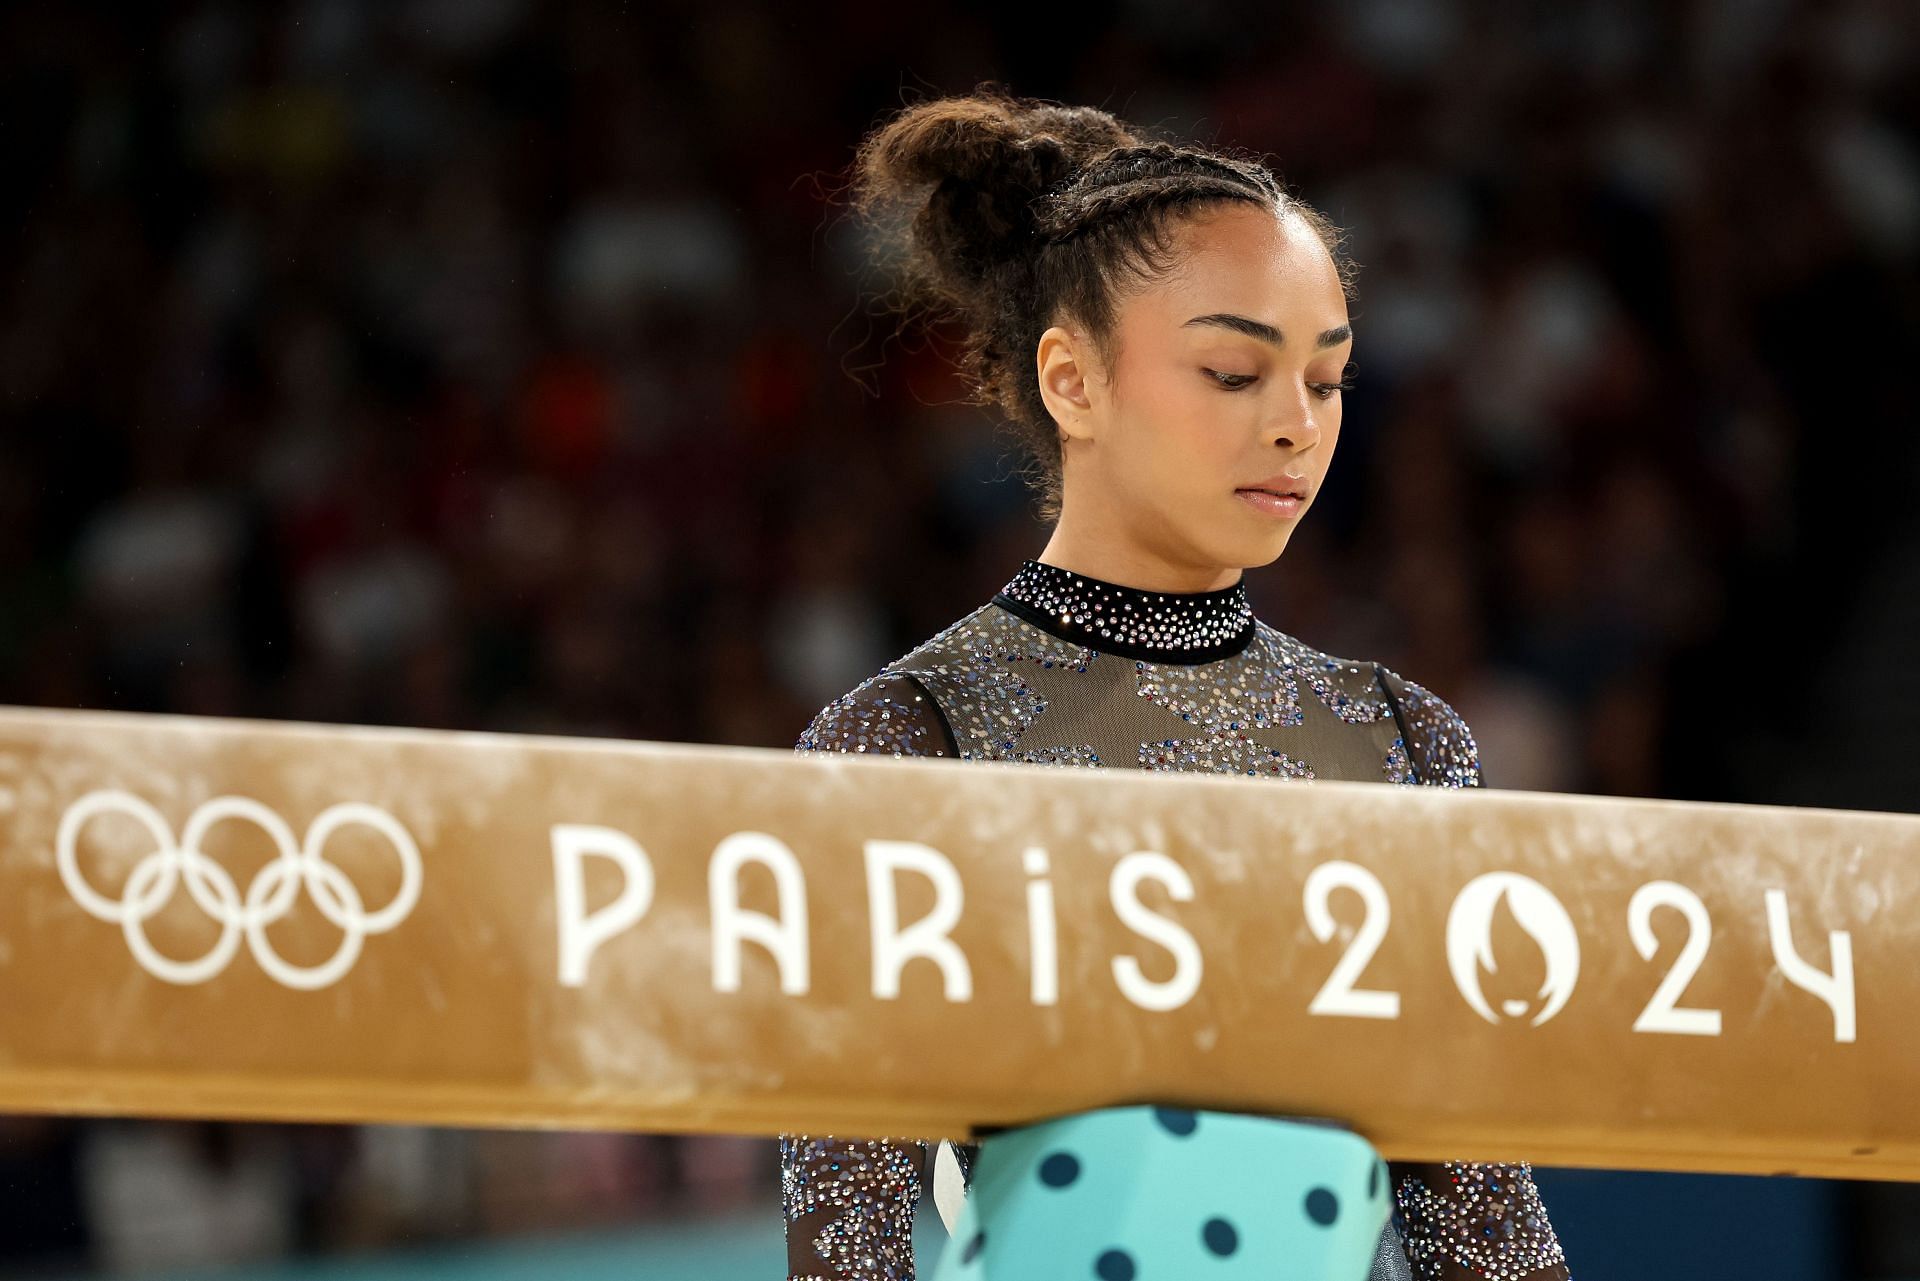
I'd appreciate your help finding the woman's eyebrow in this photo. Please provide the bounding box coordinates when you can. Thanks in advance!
[1183,313,1352,350]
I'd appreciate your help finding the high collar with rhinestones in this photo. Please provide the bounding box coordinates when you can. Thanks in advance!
[991,559,1257,664]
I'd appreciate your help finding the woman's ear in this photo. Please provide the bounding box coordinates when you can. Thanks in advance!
[1037,325,1098,442]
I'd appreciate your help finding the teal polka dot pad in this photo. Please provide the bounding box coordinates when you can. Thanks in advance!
[928,1105,1390,1281]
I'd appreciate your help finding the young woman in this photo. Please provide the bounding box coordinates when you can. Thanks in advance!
[779,86,1572,1281]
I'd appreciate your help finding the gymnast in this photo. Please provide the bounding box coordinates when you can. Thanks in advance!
[779,83,1572,1281]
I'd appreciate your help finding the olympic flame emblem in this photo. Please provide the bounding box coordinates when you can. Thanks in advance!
[1445,871,1581,1026]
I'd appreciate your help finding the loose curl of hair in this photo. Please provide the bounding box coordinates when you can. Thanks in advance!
[846,82,1356,521]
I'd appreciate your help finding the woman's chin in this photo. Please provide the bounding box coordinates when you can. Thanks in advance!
[1244,521,1300,558]
[1201,532,1293,572]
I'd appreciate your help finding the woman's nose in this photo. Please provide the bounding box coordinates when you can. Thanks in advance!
[1269,399,1321,451]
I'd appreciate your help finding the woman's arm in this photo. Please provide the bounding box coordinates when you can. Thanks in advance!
[1374,666,1574,1280]
[783,672,958,1280]
[781,1134,928,1280]
[1390,1159,1571,1280]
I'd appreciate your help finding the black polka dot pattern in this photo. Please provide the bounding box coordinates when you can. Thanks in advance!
[1153,1107,1197,1137]
[1039,1151,1081,1187]
[1203,1216,1238,1256]
[955,1113,1387,1278]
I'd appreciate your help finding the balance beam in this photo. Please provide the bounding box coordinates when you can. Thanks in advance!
[0,705,1912,1181]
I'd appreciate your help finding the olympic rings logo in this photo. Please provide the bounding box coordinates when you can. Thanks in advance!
[56,790,423,990]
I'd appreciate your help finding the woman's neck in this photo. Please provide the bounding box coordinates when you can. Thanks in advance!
[1037,515,1242,594]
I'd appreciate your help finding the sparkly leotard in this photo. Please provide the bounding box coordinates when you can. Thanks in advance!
[779,559,1572,1281]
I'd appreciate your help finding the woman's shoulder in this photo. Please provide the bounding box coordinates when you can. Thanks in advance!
[1368,659,1483,789]
[1257,620,1383,699]
[793,668,953,756]
[1258,622,1482,788]
[791,604,1000,757]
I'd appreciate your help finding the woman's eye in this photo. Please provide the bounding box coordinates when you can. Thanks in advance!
[1207,368,1356,397]
[1313,363,1359,399]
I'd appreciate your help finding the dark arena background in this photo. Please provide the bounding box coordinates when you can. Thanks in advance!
[3,1,1919,1279]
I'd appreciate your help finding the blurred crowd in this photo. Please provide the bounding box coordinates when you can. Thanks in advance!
[2,0,1917,1274]
[0,1114,765,1273]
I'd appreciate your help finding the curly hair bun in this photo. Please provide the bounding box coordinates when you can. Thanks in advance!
[851,83,1141,295]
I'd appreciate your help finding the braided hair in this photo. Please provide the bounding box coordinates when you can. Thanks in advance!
[847,82,1355,521]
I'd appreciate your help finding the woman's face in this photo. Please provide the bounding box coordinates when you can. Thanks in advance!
[1039,202,1353,587]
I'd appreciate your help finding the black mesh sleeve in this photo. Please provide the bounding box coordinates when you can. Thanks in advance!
[780,671,955,1279]
[1373,665,1573,1280]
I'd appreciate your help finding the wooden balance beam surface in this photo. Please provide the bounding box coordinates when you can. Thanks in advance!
[0,705,1913,1181]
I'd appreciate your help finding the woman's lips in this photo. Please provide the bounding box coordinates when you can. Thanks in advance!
[1235,488,1304,518]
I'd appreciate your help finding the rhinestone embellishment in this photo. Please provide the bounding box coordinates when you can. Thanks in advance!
[994,559,1255,659]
